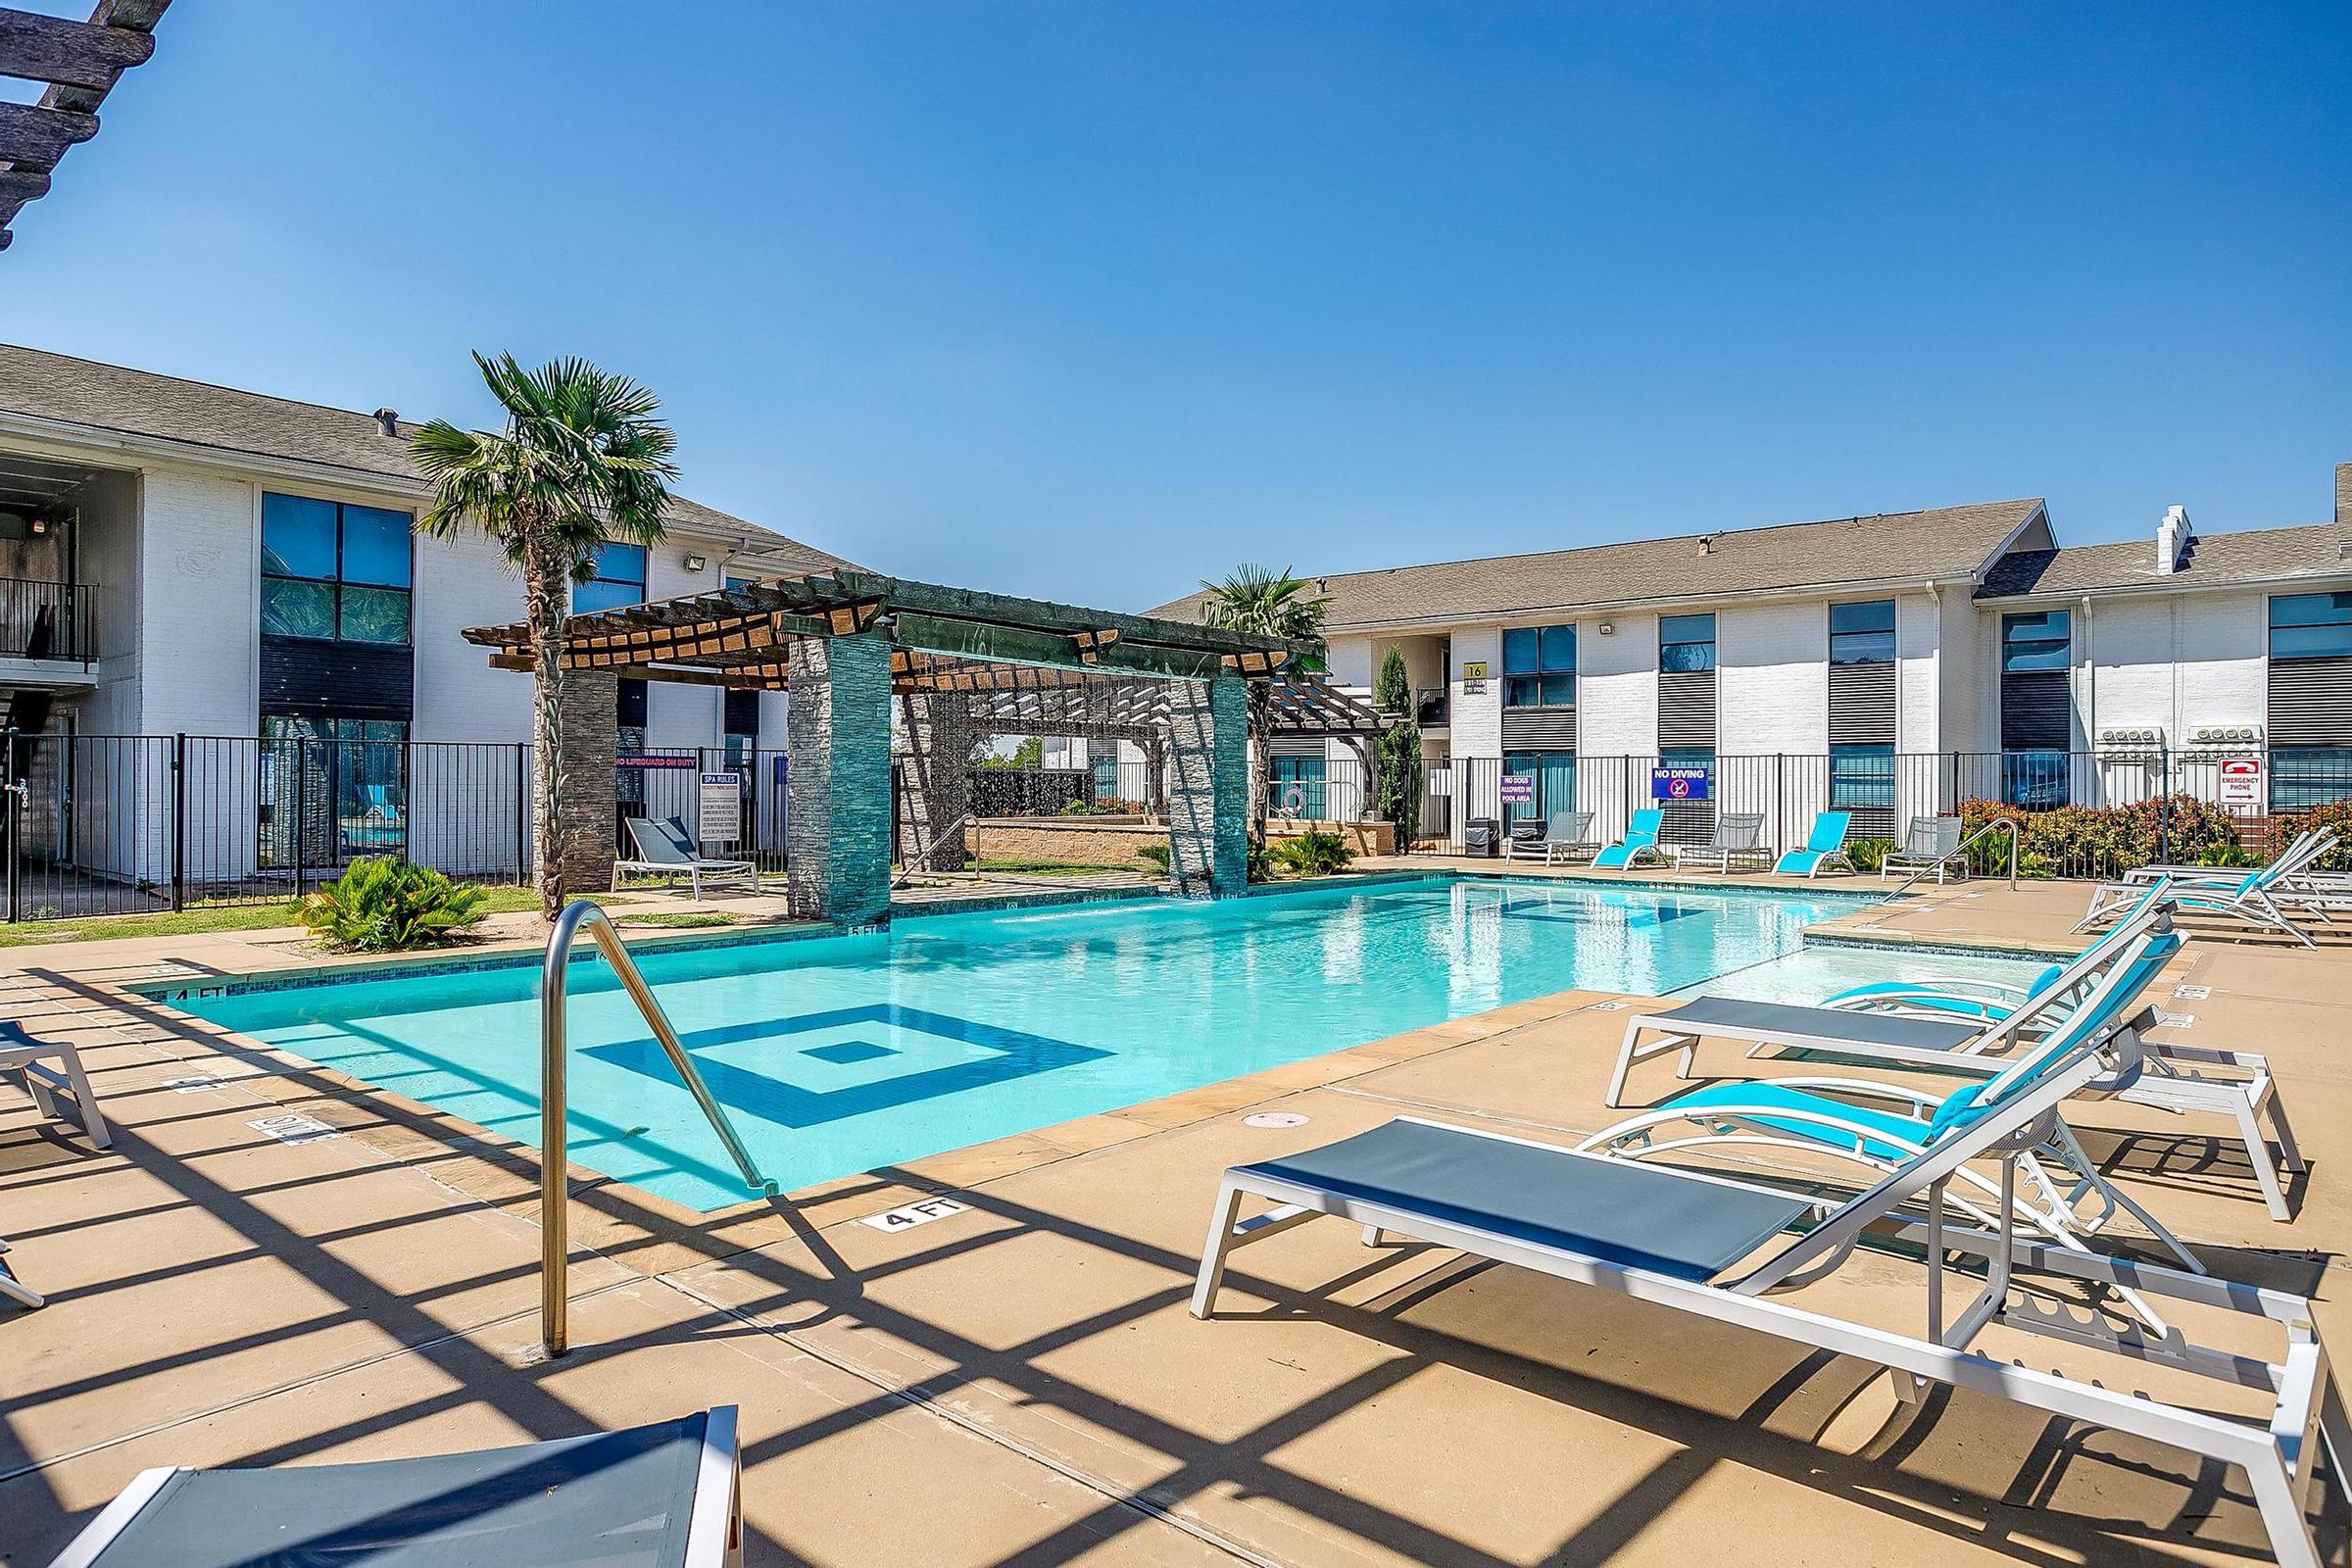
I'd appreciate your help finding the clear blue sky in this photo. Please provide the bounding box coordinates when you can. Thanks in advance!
[4,3,2347,610]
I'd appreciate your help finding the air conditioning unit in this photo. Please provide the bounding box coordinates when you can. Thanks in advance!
[2182,723,2264,760]
[2095,726,2166,760]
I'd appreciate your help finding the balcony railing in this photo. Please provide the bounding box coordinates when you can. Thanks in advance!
[0,580,93,662]
[1415,687,1449,726]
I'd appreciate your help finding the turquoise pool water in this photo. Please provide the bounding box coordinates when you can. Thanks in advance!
[171,876,1885,1210]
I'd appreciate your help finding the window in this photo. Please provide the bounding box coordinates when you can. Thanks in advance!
[1502,624,1576,708]
[2269,593,2352,661]
[1829,601,1895,664]
[1502,750,1576,824]
[2003,752,2071,809]
[1659,613,1716,673]
[1829,743,1895,808]
[574,542,648,612]
[261,493,412,645]
[258,714,409,865]
[1270,755,1326,818]
[2000,610,2071,672]
[1091,750,1119,801]
[2273,750,2352,810]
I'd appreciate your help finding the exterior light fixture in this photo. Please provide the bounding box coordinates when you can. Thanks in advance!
[683,552,708,572]
[1596,620,1615,635]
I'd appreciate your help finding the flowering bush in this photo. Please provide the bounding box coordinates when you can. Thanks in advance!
[2276,799,2352,871]
[1956,795,2243,879]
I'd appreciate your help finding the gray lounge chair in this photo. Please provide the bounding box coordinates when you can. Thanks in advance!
[48,1408,743,1568]
[1665,811,1768,874]
[1192,955,2347,1568]
[616,815,758,902]
[1505,810,1596,865]
[1881,815,1967,882]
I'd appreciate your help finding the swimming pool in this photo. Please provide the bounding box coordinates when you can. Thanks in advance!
[168,875,1895,1210]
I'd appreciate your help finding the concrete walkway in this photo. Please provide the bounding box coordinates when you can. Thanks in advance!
[2,875,2346,1564]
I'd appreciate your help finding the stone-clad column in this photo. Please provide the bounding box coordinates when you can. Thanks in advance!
[786,633,894,922]
[556,668,618,898]
[1166,673,1248,896]
[900,690,976,872]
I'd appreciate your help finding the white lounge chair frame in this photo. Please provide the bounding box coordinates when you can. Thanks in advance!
[49,1406,744,1568]
[1505,810,1598,865]
[2120,829,2349,909]
[1665,811,1770,874]
[2079,833,2332,947]
[1193,1039,2346,1566]
[1880,815,1968,883]
[1610,905,2304,1224]
[1,1020,110,1152]
[615,814,759,902]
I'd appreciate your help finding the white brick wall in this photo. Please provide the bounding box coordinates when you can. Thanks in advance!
[1450,625,1502,760]
[1940,596,1988,754]
[411,527,533,742]
[1718,601,1828,754]
[1894,592,1940,754]
[138,464,259,737]
[1574,612,1656,757]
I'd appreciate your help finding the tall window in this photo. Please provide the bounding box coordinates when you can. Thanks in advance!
[1829,743,1895,808]
[1829,600,1895,663]
[1502,624,1575,708]
[1091,749,1119,801]
[1659,612,1716,672]
[2000,610,2072,672]
[2269,592,2352,661]
[1502,750,1576,825]
[1269,755,1326,818]
[260,493,412,644]
[574,542,648,612]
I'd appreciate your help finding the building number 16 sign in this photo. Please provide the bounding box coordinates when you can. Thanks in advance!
[1650,765,1711,801]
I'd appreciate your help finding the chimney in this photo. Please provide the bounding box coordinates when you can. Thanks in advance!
[372,408,400,438]
[2337,462,2352,525]
[2155,504,2192,574]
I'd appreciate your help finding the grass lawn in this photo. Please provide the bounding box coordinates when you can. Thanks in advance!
[0,884,552,949]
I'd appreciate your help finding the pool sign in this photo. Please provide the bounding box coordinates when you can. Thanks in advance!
[1650,765,1711,801]
[2217,756,2264,808]
[698,771,744,841]
[1498,774,1536,805]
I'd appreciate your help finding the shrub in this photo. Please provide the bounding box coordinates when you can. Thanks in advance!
[1247,843,1277,884]
[2277,799,2352,872]
[1274,829,1354,877]
[298,856,489,952]
[1842,836,1897,874]
[1137,842,1171,873]
[1957,795,2243,879]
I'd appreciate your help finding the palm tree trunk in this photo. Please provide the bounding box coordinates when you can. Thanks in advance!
[1247,684,1272,850]
[522,524,571,925]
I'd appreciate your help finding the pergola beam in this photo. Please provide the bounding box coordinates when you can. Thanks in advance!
[0,0,171,246]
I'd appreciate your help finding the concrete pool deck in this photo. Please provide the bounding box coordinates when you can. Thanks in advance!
[2,875,2347,1564]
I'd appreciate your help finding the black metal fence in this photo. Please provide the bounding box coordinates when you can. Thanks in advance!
[1414,749,2352,880]
[0,733,533,922]
[0,578,94,662]
[614,748,790,884]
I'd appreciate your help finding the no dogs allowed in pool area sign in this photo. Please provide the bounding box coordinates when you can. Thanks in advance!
[1651,765,1711,801]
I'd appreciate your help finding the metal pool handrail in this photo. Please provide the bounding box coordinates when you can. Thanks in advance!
[540,898,777,1357]
[1886,814,2022,898]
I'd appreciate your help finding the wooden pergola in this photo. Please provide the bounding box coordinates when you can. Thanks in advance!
[462,568,1304,691]
[0,1,170,252]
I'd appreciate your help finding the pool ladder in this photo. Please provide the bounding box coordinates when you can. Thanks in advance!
[539,899,778,1357]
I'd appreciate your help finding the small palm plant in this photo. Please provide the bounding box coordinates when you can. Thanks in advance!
[298,857,488,953]
[1197,565,1330,846]
[411,355,678,922]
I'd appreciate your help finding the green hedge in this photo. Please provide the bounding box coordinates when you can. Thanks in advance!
[2277,800,2352,872]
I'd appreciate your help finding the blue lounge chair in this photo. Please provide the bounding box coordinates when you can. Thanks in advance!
[1820,879,2172,1026]
[1592,808,1664,869]
[1190,938,2346,1568]
[1592,916,2199,1272]
[1772,809,1851,877]
[2079,832,2333,947]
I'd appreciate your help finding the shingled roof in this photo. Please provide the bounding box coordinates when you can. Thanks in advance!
[0,343,853,572]
[1979,523,2352,600]
[1146,499,2047,630]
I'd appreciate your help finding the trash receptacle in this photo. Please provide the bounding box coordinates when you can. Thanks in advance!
[1463,817,1499,857]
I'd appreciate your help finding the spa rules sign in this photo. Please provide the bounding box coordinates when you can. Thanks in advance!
[698,771,744,841]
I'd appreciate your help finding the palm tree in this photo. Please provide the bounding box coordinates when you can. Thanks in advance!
[1198,564,1331,846]
[412,354,678,922]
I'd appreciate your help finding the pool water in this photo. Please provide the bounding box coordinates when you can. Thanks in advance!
[172,876,1903,1210]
